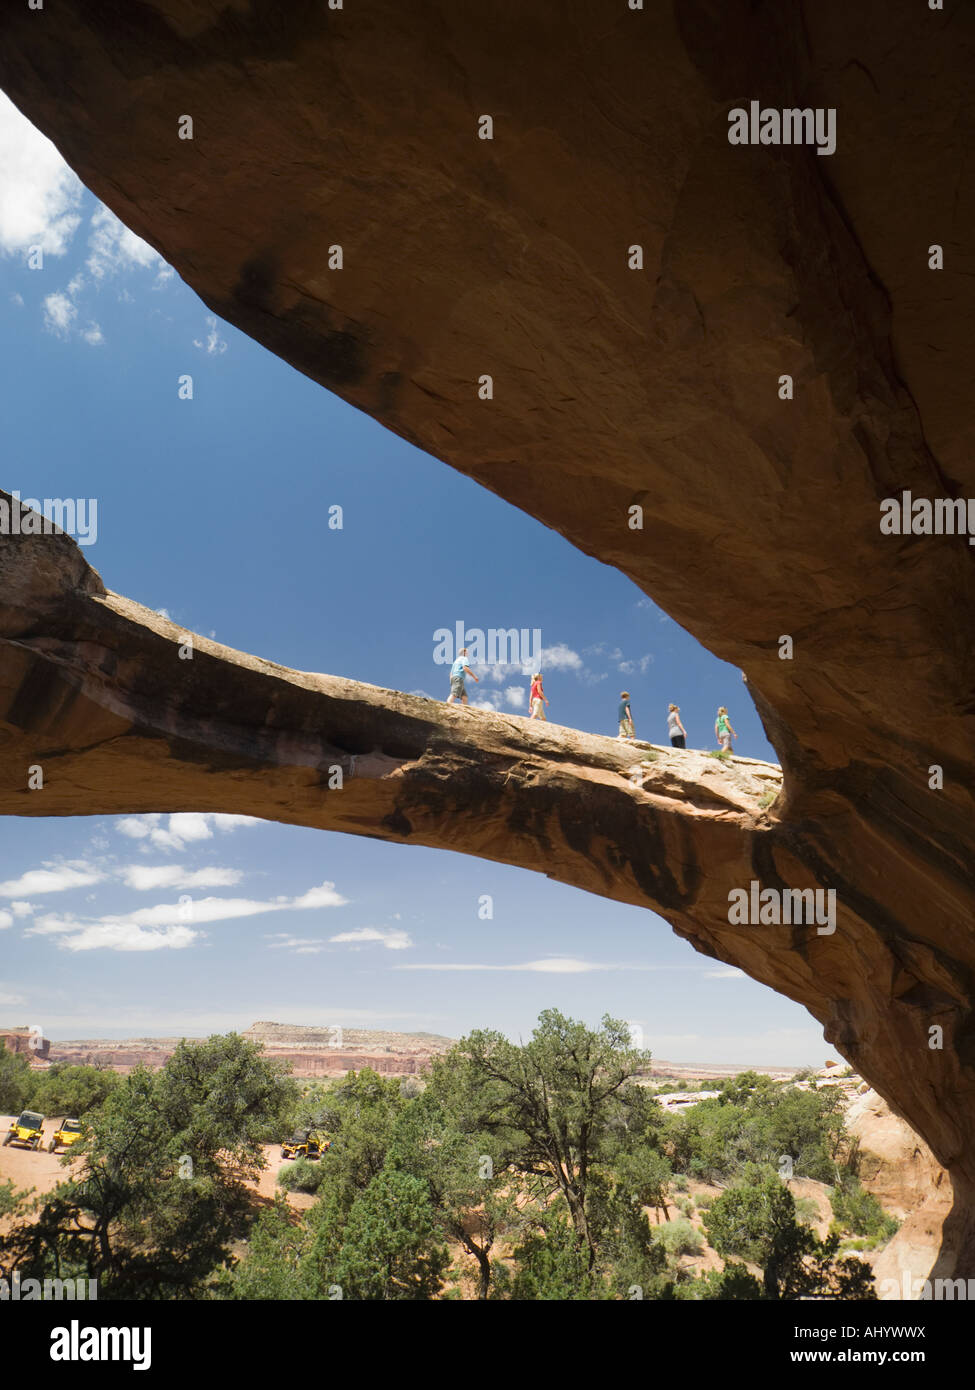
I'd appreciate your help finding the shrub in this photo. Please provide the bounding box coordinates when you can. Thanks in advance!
[277,1157,327,1195]
[794,1196,821,1226]
[655,1218,703,1257]
[829,1177,899,1242]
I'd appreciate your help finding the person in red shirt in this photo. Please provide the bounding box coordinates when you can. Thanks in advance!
[529,672,549,721]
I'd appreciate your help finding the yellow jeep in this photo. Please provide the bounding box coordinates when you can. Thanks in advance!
[281,1128,331,1161]
[3,1110,45,1150]
[48,1117,84,1153]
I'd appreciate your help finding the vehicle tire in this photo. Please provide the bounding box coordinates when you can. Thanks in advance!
[48,1139,58,1152]
[2,1134,10,1147]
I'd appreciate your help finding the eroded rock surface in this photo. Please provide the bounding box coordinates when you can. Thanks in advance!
[1,2,974,1268]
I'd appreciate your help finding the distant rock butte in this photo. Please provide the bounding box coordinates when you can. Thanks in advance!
[45,1024,458,1079]
[0,1027,48,1059]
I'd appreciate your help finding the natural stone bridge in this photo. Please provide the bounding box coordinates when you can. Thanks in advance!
[1,1,973,1277]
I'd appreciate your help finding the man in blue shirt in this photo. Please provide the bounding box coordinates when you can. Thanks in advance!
[447,647,479,705]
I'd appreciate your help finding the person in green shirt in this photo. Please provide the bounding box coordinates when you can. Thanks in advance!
[618,692,635,741]
[715,706,737,752]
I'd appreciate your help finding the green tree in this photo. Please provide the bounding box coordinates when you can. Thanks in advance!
[326,1170,449,1300]
[0,1042,32,1114]
[216,1197,313,1300]
[510,1210,610,1300]
[0,1035,297,1298]
[28,1064,119,1118]
[153,1032,298,1182]
[668,1073,843,1184]
[445,1010,656,1265]
[309,1068,405,1217]
[675,1261,764,1300]
[0,1179,23,1219]
[385,1084,515,1299]
[704,1169,876,1299]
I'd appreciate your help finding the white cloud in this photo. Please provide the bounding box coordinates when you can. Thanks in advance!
[86,203,162,280]
[0,984,26,1006]
[397,957,647,974]
[10,292,23,307]
[27,880,348,952]
[57,921,198,953]
[119,864,243,892]
[193,314,227,355]
[43,290,77,336]
[0,861,104,897]
[504,685,525,709]
[0,93,83,257]
[212,814,260,831]
[115,812,260,851]
[619,654,653,675]
[539,644,583,672]
[266,935,327,955]
[80,321,104,346]
[291,883,348,910]
[116,815,154,840]
[703,968,746,980]
[10,902,34,917]
[0,910,12,930]
[329,926,413,951]
[157,813,213,848]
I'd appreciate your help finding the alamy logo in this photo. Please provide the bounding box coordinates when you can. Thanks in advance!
[0,492,98,546]
[880,492,975,545]
[433,621,541,668]
[880,1271,975,1301]
[728,102,836,156]
[50,1320,150,1370]
[728,880,836,935]
[1,1270,97,1300]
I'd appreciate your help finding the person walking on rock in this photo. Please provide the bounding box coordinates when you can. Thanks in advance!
[529,672,549,721]
[715,705,737,753]
[447,647,479,705]
[618,691,635,741]
[667,703,686,749]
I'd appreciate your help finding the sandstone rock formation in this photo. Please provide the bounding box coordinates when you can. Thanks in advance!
[1,2,974,1269]
[848,1088,955,1296]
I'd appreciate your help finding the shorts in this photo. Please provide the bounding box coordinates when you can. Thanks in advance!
[532,698,545,716]
[450,677,466,698]
[718,732,732,751]
[670,735,685,749]
[619,719,633,738]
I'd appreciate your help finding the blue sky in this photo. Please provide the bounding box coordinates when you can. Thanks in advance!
[0,94,829,1064]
